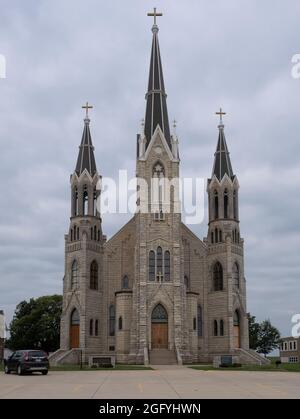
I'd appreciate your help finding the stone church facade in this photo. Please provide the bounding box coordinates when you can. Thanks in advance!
[55,19,263,365]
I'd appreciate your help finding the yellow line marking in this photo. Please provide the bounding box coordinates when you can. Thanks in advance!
[73,385,84,393]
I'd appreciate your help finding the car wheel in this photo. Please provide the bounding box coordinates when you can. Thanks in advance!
[4,365,10,374]
[42,370,48,375]
[17,365,23,376]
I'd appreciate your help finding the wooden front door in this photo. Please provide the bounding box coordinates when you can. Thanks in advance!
[152,323,168,349]
[233,325,240,348]
[70,325,79,349]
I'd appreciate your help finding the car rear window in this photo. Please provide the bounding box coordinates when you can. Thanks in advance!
[28,351,47,357]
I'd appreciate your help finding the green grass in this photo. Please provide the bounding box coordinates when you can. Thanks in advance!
[189,363,300,373]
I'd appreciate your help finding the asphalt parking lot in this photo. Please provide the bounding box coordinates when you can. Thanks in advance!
[0,366,299,399]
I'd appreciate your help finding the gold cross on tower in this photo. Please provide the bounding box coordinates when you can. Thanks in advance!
[147,7,163,25]
[82,102,93,118]
[215,107,226,125]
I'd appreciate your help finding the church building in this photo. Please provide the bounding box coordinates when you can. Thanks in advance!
[53,11,264,365]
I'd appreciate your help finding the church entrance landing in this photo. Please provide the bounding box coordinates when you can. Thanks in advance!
[151,304,168,349]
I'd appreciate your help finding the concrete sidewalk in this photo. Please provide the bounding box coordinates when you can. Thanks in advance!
[0,366,299,399]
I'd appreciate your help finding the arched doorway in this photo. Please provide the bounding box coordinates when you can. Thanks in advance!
[151,304,168,349]
[70,309,80,349]
[233,310,240,348]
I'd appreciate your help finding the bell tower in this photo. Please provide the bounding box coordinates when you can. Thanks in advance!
[206,109,249,354]
[60,104,104,357]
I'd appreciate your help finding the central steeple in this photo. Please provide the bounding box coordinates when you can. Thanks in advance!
[144,9,171,149]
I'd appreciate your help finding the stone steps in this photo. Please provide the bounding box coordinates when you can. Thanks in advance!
[149,349,177,365]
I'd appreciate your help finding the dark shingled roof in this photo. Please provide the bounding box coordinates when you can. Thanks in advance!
[212,125,234,181]
[75,118,97,177]
[144,25,171,149]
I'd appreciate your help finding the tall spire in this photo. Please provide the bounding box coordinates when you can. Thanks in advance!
[144,9,171,148]
[75,103,97,176]
[212,108,234,181]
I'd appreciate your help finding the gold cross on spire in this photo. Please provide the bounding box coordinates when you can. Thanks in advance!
[215,107,226,125]
[82,102,93,119]
[147,7,163,25]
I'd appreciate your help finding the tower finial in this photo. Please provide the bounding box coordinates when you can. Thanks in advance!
[215,107,226,128]
[141,118,145,135]
[173,119,177,134]
[147,7,163,33]
[82,101,93,122]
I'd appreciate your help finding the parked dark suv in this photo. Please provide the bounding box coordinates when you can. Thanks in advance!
[4,350,49,375]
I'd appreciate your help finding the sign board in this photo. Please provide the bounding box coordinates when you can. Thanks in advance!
[221,355,233,365]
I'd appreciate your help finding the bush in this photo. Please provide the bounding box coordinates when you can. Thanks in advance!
[275,360,282,368]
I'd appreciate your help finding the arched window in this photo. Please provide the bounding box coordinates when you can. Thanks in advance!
[95,320,99,336]
[214,320,218,336]
[149,250,155,281]
[219,230,222,242]
[94,226,97,241]
[89,319,93,336]
[71,260,78,289]
[184,275,189,290]
[197,305,203,337]
[98,230,100,242]
[83,186,88,216]
[215,228,218,243]
[224,189,229,219]
[122,275,129,289]
[71,308,80,325]
[153,162,165,177]
[73,226,77,241]
[211,231,214,244]
[233,190,238,220]
[193,317,197,330]
[90,261,98,290]
[234,310,240,326]
[109,305,115,336]
[118,316,123,330]
[74,187,78,216]
[152,162,165,212]
[93,188,97,216]
[233,263,240,289]
[214,190,219,219]
[151,304,168,323]
[164,251,170,281]
[220,319,224,336]
[156,246,163,281]
[71,229,73,241]
[213,262,223,291]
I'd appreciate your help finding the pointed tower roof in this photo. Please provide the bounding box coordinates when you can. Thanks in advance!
[75,104,97,176]
[144,11,171,149]
[212,109,234,181]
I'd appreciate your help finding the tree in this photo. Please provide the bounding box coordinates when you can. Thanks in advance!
[248,314,280,356]
[7,295,62,353]
[248,314,260,350]
[256,319,280,356]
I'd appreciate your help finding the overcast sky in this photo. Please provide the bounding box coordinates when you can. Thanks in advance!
[0,0,299,337]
